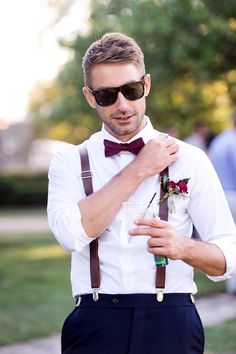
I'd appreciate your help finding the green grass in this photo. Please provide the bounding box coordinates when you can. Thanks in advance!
[205,318,236,354]
[0,232,73,346]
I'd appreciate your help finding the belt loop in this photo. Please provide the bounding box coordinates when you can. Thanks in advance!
[190,294,196,304]
[75,296,82,307]
[92,288,99,302]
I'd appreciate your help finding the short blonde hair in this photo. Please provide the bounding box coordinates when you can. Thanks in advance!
[82,32,146,86]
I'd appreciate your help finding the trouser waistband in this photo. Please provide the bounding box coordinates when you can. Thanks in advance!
[75,293,196,307]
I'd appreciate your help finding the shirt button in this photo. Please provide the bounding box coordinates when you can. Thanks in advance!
[112,298,119,304]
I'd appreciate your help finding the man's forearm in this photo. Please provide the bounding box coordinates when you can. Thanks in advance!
[78,161,146,238]
[182,238,226,276]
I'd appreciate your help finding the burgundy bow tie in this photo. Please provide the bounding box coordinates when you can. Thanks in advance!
[104,137,145,157]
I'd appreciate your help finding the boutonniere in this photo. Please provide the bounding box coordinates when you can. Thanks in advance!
[159,175,190,213]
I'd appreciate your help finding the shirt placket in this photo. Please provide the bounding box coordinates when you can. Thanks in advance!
[118,152,136,291]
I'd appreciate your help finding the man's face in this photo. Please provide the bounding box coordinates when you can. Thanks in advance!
[83,63,151,142]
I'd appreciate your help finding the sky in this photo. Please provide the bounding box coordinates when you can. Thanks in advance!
[0,0,90,121]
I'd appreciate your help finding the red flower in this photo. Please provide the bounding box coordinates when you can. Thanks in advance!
[167,181,177,190]
[177,180,188,193]
[160,175,190,213]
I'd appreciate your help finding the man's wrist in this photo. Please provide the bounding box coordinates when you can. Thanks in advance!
[180,237,196,263]
[119,160,147,183]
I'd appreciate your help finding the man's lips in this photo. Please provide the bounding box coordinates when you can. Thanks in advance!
[113,115,134,121]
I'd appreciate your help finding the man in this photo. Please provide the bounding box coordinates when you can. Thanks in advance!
[209,110,236,295]
[47,32,236,354]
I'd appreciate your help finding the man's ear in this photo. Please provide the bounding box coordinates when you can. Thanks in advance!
[144,74,151,97]
[83,87,97,109]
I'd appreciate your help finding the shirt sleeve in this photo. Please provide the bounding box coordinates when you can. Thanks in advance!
[188,149,236,281]
[47,144,93,252]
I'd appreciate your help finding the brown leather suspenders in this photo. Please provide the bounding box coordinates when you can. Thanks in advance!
[156,166,169,302]
[79,145,100,301]
[79,145,169,302]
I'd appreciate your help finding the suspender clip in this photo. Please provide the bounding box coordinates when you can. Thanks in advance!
[92,288,99,302]
[81,170,93,179]
[156,289,164,302]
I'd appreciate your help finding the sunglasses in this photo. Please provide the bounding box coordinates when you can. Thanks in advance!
[87,78,146,107]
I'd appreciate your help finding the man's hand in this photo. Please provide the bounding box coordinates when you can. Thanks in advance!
[129,217,226,276]
[129,217,185,260]
[133,137,179,178]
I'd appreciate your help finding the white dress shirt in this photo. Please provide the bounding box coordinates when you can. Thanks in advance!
[47,117,236,297]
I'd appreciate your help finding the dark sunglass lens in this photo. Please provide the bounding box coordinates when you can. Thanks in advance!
[95,88,118,106]
[121,82,144,101]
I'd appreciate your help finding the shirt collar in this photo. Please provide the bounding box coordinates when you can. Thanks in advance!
[101,116,157,144]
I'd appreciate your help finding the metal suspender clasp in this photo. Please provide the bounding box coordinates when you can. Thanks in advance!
[81,170,93,179]
[156,289,164,302]
[92,288,99,302]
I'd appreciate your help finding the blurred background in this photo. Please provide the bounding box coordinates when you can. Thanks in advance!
[1,0,236,180]
[0,1,236,353]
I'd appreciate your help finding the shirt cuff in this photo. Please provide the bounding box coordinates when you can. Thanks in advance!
[207,239,236,282]
[48,204,93,252]
[72,204,94,252]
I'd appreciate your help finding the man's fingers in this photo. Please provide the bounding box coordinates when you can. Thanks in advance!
[165,139,179,153]
[133,218,167,228]
[128,218,168,237]
[128,227,153,236]
[164,137,176,147]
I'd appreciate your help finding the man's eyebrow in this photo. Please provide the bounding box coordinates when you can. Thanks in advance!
[92,79,141,91]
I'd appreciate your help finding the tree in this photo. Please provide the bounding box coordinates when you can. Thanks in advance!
[30,0,236,142]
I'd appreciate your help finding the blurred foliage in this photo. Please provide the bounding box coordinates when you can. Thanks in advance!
[0,173,48,207]
[195,270,225,297]
[29,0,236,143]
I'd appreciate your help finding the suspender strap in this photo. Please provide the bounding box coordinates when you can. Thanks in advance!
[155,167,169,299]
[79,146,100,301]
[79,145,93,196]
[159,167,169,221]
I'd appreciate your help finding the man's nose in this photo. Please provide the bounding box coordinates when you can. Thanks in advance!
[114,91,130,110]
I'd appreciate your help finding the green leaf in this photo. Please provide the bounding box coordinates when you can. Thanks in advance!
[182,178,190,184]
[167,197,176,213]
[162,174,169,192]
[159,193,167,205]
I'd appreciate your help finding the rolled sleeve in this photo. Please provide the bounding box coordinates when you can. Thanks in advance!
[47,144,93,252]
[208,239,236,281]
[187,148,236,280]
[48,204,92,252]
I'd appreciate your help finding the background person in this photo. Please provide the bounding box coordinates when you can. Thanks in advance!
[209,110,236,295]
[47,32,236,354]
[184,121,213,239]
[184,121,211,152]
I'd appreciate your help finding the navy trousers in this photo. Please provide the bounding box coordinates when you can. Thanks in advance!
[61,293,204,354]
